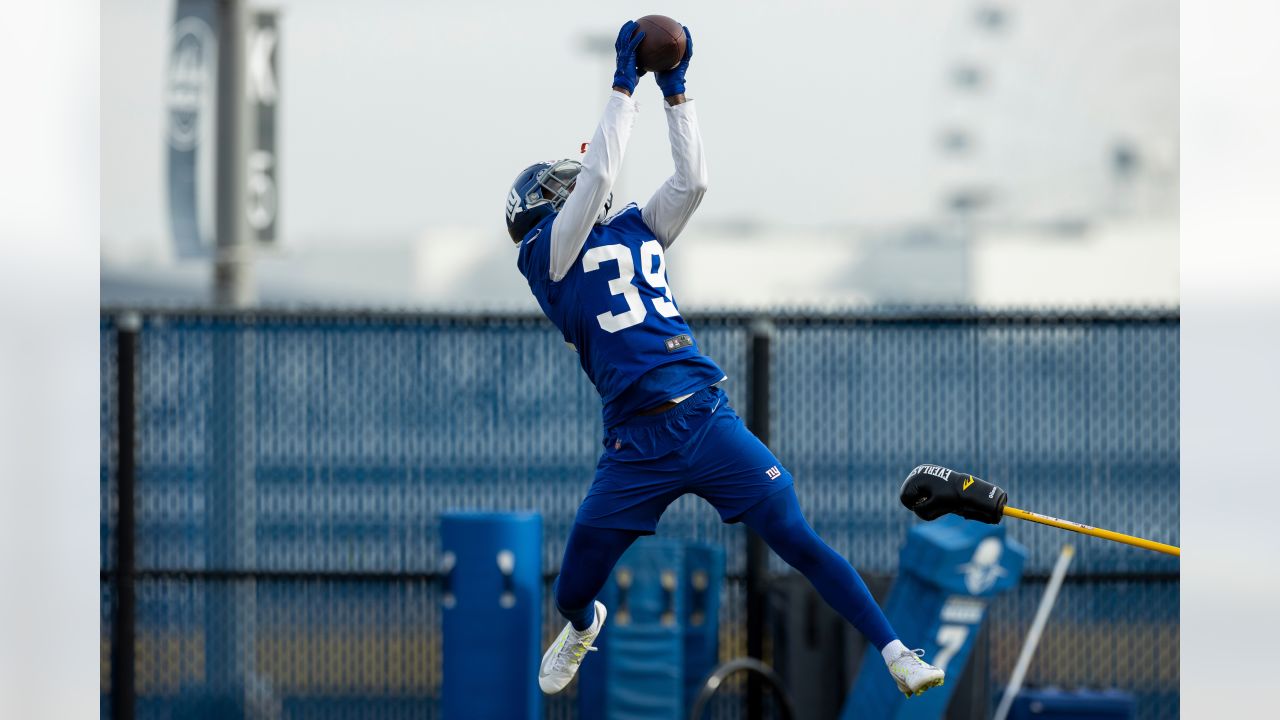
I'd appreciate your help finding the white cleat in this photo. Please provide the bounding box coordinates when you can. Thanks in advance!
[538,601,607,694]
[887,648,945,698]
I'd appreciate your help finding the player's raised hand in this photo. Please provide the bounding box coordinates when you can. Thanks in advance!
[655,26,692,98]
[612,21,645,95]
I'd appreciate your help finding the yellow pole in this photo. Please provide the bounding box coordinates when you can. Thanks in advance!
[1003,506,1180,557]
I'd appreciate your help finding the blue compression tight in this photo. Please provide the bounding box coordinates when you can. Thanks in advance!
[740,487,897,650]
[554,487,897,649]
[553,522,641,631]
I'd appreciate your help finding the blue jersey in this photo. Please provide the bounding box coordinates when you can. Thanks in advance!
[518,204,725,428]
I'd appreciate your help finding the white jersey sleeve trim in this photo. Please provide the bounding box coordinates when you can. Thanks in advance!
[641,99,709,249]
[549,91,639,282]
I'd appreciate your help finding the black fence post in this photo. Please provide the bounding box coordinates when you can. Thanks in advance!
[112,313,139,720]
[745,319,773,720]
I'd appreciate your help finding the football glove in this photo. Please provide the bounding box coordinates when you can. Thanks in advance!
[612,21,645,94]
[655,26,693,97]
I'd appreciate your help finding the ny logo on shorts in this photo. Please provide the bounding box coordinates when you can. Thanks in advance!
[765,466,781,480]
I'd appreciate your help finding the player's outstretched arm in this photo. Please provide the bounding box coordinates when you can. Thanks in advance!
[641,26,708,249]
[549,21,644,282]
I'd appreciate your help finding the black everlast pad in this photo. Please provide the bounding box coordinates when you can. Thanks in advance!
[899,464,1008,524]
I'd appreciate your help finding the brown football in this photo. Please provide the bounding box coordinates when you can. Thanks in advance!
[635,15,686,73]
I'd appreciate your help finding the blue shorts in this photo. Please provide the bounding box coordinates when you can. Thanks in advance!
[575,386,795,534]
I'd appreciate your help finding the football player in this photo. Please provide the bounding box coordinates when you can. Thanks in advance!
[506,20,945,699]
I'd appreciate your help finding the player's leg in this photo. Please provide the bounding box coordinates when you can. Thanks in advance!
[687,388,945,697]
[738,488,944,697]
[739,486,895,645]
[540,446,684,695]
[540,521,640,694]
[553,521,641,631]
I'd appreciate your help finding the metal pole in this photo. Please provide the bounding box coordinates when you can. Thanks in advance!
[745,320,774,720]
[992,544,1075,720]
[1003,505,1180,556]
[208,4,268,713]
[215,0,254,307]
[111,313,140,720]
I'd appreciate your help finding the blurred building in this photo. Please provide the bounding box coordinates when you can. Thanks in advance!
[102,0,1178,310]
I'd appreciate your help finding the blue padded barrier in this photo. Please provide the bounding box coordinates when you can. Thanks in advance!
[844,516,1026,719]
[580,538,687,720]
[440,512,541,720]
[1008,687,1136,719]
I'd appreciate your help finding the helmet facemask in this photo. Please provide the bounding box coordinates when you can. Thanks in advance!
[533,159,613,223]
[534,159,583,211]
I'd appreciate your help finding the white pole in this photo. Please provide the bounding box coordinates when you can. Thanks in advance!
[992,544,1075,720]
[215,0,254,307]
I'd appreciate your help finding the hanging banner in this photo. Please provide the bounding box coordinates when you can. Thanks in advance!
[247,10,280,245]
[166,0,219,258]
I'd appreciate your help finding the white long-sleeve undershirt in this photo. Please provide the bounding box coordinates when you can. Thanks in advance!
[549,91,637,282]
[641,99,709,249]
[548,92,709,282]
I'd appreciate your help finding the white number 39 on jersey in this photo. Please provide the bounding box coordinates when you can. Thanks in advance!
[582,240,680,333]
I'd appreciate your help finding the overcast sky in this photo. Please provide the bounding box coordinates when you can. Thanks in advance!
[102,0,1177,264]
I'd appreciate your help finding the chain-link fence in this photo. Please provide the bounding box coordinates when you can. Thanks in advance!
[100,310,1178,719]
